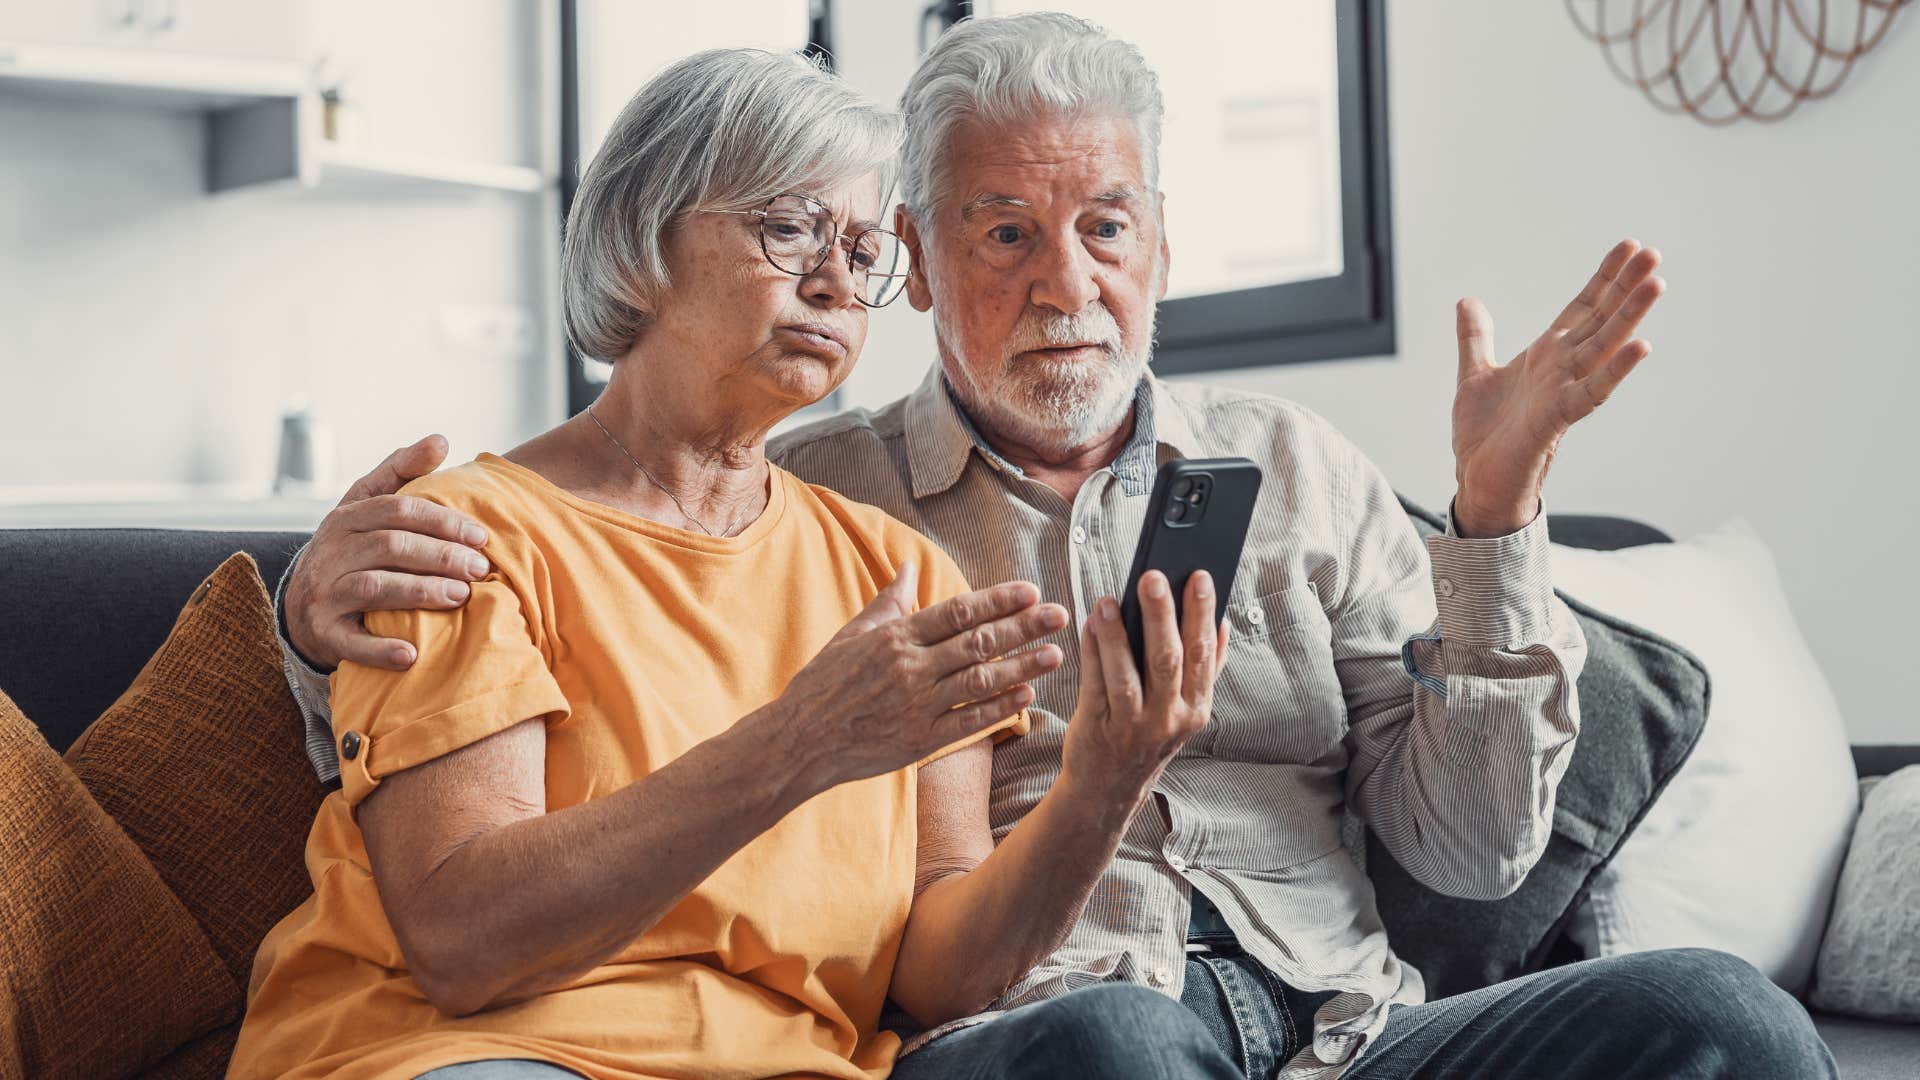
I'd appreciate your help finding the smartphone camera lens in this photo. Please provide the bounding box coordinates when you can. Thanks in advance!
[1167,500,1188,522]
[1171,478,1194,499]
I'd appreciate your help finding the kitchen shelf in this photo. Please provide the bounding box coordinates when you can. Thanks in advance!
[0,38,547,197]
[311,145,547,195]
[0,38,304,109]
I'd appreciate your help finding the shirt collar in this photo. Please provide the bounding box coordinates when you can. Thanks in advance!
[903,365,984,499]
[903,364,1202,499]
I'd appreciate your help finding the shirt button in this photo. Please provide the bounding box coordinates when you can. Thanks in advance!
[1436,577,1456,599]
[1168,854,1187,871]
[1071,525,1088,545]
[340,730,362,760]
[1149,967,1172,988]
[1247,607,1265,625]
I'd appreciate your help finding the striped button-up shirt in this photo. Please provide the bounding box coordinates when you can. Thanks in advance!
[280,366,1586,1078]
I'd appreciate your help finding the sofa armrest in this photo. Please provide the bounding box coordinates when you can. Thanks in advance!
[1852,745,1920,779]
[1546,514,1673,551]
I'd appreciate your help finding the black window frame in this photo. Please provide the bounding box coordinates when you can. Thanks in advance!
[930,0,1394,375]
[560,0,592,415]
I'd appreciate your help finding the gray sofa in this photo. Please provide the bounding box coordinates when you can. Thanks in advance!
[1,518,1915,1077]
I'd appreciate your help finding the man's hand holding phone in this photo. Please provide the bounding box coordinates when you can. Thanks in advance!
[1060,569,1230,815]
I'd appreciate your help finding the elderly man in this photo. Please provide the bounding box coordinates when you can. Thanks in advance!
[275,13,1834,1080]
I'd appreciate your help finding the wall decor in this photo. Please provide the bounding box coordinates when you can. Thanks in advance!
[1567,0,1911,124]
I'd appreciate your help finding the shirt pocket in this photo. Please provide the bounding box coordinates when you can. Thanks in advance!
[1196,583,1348,767]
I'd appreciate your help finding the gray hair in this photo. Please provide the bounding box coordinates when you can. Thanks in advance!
[563,49,901,363]
[900,12,1164,226]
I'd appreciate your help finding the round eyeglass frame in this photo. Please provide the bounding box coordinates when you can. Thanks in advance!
[701,191,909,308]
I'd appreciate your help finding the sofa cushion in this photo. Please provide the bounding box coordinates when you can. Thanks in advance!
[1362,497,1710,999]
[64,552,328,989]
[0,688,238,1078]
[1811,1011,1920,1080]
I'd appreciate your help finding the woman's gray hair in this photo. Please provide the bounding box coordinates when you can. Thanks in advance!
[900,12,1164,226]
[563,49,901,363]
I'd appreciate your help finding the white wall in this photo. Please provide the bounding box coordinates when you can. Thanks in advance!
[830,2,1920,743]
[0,0,554,498]
[1217,2,1920,745]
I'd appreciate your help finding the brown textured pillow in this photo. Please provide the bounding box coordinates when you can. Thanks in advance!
[138,1023,237,1080]
[65,552,328,990]
[0,689,238,1078]
[0,984,22,1080]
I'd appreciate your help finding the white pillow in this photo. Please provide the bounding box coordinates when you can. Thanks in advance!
[1556,518,1858,995]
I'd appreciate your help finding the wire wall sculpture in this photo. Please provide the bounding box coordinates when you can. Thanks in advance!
[1566,0,1912,124]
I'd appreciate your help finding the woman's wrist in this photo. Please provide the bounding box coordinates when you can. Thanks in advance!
[1054,762,1153,834]
[733,699,841,808]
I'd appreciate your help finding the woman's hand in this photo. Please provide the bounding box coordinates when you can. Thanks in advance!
[762,562,1070,789]
[1061,570,1228,814]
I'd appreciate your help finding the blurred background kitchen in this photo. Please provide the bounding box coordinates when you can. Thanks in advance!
[1,0,1913,751]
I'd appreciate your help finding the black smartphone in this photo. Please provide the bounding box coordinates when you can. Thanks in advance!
[1120,457,1264,673]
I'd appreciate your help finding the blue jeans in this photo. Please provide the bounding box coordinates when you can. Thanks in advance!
[1180,948,1339,1076]
[893,947,1837,1079]
[1348,947,1838,1080]
[890,982,1241,1079]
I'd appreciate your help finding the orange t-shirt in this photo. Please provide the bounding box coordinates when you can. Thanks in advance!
[228,454,1025,1080]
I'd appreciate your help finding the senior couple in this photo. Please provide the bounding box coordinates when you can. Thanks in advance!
[228,12,1834,1080]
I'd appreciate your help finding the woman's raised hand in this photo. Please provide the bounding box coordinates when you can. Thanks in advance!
[763,562,1070,788]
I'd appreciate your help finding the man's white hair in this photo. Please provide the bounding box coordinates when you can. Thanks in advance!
[900,12,1164,225]
[562,49,900,363]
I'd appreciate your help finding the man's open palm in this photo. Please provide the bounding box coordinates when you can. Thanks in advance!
[1449,239,1666,535]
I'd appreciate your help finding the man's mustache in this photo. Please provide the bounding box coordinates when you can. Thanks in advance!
[1005,306,1124,358]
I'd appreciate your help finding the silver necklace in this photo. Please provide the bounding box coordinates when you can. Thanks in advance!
[585,405,747,537]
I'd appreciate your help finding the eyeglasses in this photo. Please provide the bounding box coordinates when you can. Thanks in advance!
[701,192,909,308]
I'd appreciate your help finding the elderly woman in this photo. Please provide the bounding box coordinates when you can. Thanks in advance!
[227,49,1223,1080]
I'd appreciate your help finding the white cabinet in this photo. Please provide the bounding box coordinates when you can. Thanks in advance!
[0,0,548,196]
[0,0,308,114]
[0,0,303,60]
[0,1,308,190]
[0,1,149,50]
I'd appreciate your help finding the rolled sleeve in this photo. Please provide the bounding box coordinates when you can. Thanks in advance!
[329,577,570,811]
[1335,451,1588,900]
[918,710,1031,768]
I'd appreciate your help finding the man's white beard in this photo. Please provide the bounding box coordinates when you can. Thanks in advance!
[940,300,1154,459]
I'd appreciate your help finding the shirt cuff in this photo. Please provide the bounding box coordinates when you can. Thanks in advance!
[275,545,341,783]
[1424,496,1556,648]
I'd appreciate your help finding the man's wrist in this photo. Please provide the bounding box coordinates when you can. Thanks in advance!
[274,549,336,675]
[1450,490,1541,539]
